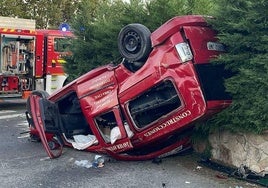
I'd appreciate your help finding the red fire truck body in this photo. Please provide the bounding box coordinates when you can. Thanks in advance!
[0,17,72,101]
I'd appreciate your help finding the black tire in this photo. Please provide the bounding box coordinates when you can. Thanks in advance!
[118,23,152,62]
[63,78,70,86]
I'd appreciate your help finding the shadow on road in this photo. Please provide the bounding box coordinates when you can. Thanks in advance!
[0,100,26,110]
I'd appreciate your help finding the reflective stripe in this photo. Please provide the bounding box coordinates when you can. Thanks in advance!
[58,59,66,64]
[52,59,66,64]
[0,28,36,34]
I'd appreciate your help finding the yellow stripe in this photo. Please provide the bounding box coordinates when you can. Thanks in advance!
[58,59,66,64]
[50,73,65,76]
[52,59,66,64]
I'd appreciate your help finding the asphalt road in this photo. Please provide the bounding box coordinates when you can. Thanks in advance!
[0,102,261,188]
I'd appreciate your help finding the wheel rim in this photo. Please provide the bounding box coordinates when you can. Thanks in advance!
[123,31,141,54]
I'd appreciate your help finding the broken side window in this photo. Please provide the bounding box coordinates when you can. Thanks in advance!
[128,79,182,129]
[57,92,92,138]
[95,111,118,143]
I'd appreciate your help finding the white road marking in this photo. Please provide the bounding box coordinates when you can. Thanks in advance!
[0,113,25,120]
[0,110,16,114]
[18,134,30,139]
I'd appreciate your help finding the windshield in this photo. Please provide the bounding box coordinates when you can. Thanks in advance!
[54,37,72,52]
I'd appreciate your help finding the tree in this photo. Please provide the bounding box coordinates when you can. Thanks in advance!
[0,0,25,18]
[146,0,215,30]
[20,0,81,29]
[208,0,268,133]
[66,0,216,79]
[64,0,103,80]
[0,0,80,29]
[65,0,152,79]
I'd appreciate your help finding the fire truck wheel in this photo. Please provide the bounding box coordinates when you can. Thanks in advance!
[118,23,152,63]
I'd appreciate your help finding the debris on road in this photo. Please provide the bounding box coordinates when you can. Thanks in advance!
[198,158,268,187]
[75,155,105,169]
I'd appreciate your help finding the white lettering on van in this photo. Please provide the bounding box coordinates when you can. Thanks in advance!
[144,110,191,137]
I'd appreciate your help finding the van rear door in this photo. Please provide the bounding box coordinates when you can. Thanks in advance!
[27,93,63,158]
[182,26,225,64]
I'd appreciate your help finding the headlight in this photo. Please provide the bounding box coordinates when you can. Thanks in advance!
[175,42,193,63]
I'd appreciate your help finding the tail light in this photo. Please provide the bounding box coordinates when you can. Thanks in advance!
[175,42,193,63]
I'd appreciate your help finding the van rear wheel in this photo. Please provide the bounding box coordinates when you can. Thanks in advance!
[118,23,152,63]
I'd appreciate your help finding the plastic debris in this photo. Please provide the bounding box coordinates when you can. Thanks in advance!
[92,155,105,168]
[74,155,105,169]
[40,157,50,161]
[74,160,92,168]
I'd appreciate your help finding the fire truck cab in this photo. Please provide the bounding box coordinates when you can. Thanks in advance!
[0,16,72,101]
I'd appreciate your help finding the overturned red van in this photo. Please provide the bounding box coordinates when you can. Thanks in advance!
[26,15,232,160]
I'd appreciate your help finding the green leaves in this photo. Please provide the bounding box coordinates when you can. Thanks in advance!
[0,0,80,29]
[2,0,265,134]
[209,0,268,133]
[0,0,23,17]
[66,0,216,78]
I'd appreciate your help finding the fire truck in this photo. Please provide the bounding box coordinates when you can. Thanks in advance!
[0,16,73,101]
